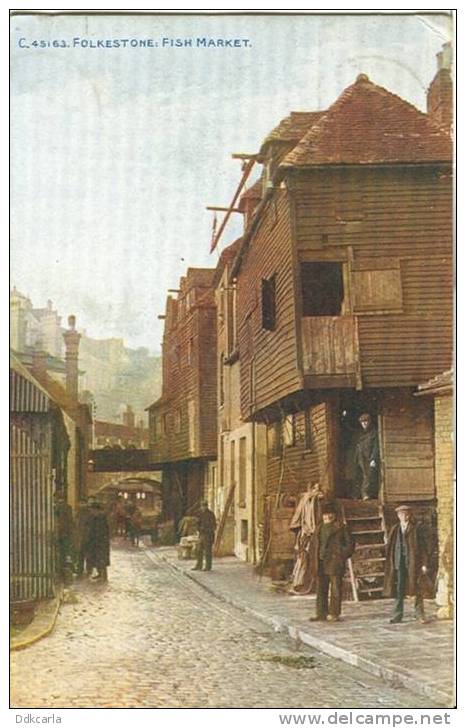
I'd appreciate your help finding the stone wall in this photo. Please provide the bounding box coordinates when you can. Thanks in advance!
[434,393,454,618]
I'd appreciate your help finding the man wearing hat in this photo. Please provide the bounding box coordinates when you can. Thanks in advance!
[354,412,380,500]
[192,500,217,572]
[310,501,354,622]
[383,505,429,623]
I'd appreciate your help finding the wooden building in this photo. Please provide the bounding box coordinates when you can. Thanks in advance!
[212,235,267,560]
[10,355,70,601]
[147,268,218,529]
[229,70,452,585]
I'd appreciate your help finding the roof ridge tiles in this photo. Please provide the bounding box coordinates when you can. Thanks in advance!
[280,74,452,168]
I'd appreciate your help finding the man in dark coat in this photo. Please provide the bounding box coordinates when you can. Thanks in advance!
[54,491,74,579]
[383,504,429,623]
[354,413,380,500]
[85,501,111,581]
[192,501,217,572]
[310,501,354,622]
[74,498,93,577]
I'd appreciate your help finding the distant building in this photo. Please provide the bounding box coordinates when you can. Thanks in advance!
[10,288,63,358]
[147,268,217,528]
[94,405,149,449]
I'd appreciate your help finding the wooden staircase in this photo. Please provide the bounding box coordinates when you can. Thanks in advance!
[340,499,387,601]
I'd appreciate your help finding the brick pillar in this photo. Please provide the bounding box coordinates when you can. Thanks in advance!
[31,345,48,382]
[62,315,81,401]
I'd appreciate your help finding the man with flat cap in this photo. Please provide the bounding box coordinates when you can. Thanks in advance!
[192,500,217,572]
[310,501,354,622]
[354,412,380,500]
[384,504,429,624]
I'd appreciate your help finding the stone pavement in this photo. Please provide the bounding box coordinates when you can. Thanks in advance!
[156,547,455,706]
[10,539,446,709]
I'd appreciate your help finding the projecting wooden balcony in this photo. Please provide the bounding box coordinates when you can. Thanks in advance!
[301,315,359,388]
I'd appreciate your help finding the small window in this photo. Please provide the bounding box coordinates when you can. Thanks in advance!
[187,338,194,366]
[304,409,313,451]
[230,440,236,488]
[241,519,248,544]
[219,352,225,406]
[238,436,247,505]
[267,421,282,457]
[163,414,170,435]
[174,409,181,434]
[283,414,296,447]
[301,262,344,316]
[261,274,277,330]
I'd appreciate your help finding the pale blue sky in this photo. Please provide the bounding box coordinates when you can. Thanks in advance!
[10,12,452,352]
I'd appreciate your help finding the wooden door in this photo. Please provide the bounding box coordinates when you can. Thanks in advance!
[379,392,434,503]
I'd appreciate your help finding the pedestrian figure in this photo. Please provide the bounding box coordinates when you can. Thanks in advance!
[383,505,429,624]
[124,499,136,539]
[289,482,323,594]
[74,497,93,577]
[192,501,216,572]
[85,501,111,582]
[310,501,354,622]
[354,413,380,500]
[54,491,74,580]
[114,497,127,537]
[128,506,143,546]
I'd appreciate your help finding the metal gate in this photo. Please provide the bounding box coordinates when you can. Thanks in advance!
[10,423,55,600]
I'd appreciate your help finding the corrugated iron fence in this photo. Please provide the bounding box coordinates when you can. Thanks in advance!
[10,423,55,600]
[10,365,56,601]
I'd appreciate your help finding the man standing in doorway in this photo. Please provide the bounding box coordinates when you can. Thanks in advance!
[384,505,429,624]
[310,502,354,622]
[355,413,380,500]
[192,501,217,572]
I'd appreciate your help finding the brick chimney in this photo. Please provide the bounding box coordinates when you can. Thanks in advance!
[122,404,135,429]
[31,341,48,382]
[62,315,81,401]
[427,42,453,132]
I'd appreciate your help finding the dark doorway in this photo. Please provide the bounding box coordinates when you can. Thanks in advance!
[337,391,380,500]
[301,262,344,316]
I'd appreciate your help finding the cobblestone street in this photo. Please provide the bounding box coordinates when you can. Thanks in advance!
[11,541,443,709]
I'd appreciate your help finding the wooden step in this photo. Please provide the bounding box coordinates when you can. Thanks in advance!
[355,572,385,578]
[351,529,384,535]
[347,515,381,521]
[355,543,385,551]
[356,556,386,562]
[358,586,384,594]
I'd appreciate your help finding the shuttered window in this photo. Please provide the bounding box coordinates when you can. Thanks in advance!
[351,258,403,314]
[261,274,277,330]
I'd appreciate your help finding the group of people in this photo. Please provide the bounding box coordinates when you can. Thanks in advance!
[290,485,430,624]
[54,493,111,583]
[113,497,144,545]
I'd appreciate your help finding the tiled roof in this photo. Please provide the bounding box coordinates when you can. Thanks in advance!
[281,74,452,168]
[185,267,216,288]
[240,179,262,202]
[260,111,325,153]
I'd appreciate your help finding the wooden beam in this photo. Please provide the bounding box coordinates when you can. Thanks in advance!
[210,158,255,253]
[231,153,258,160]
[206,206,242,213]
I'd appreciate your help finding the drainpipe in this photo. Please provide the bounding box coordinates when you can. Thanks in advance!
[251,421,257,565]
